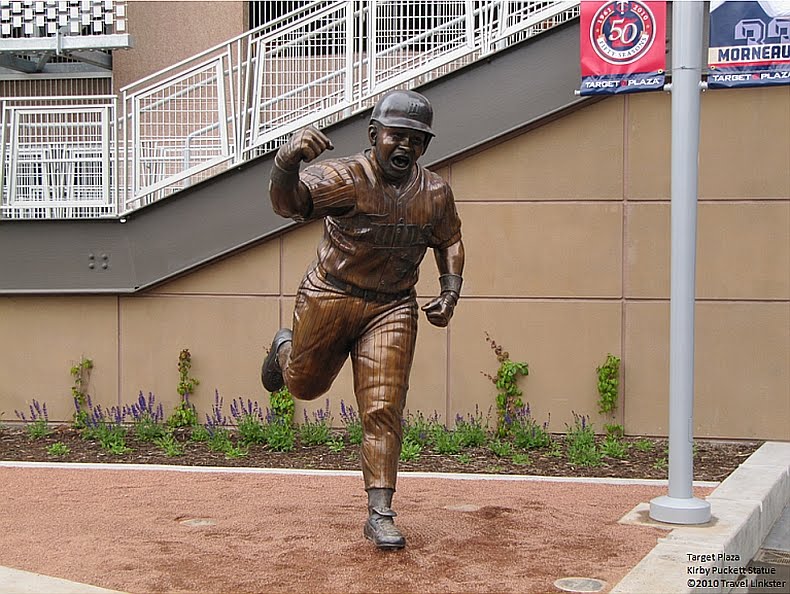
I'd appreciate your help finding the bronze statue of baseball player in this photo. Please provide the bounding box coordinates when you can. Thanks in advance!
[261,89,464,550]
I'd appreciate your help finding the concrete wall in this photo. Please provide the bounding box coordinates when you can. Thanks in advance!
[445,87,789,440]
[1,87,787,440]
[112,1,246,90]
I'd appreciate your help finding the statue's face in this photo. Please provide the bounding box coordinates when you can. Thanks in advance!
[369,124,428,183]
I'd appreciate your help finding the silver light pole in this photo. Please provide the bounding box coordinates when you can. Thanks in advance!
[649,0,712,524]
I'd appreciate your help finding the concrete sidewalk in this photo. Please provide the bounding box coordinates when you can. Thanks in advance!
[0,567,126,594]
[612,442,790,594]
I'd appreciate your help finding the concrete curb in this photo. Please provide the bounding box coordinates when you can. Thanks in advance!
[0,460,720,486]
[611,441,790,594]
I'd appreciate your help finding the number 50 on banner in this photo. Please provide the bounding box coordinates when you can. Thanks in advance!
[580,0,667,95]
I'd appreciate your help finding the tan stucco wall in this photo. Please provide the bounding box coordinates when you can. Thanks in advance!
[1,87,787,440]
[112,1,247,91]
[0,297,120,422]
[445,87,788,440]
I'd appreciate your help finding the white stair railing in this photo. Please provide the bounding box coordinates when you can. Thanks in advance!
[0,95,117,219]
[0,1,580,220]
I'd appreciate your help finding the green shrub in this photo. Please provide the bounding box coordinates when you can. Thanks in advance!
[597,354,621,416]
[190,425,210,442]
[299,401,333,446]
[270,387,295,425]
[168,349,199,428]
[483,333,529,438]
[264,418,295,452]
[70,357,93,428]
[402,410,440,447]
[510,405,552,450]
[511,452,531,466]
[601,435,628,459]
[454,406,489,448]
[339,400,363,445]
[327,435,345,453]
[224,444,249,459]
[230,398,267,445]
[154,434,184,457]
[488,439,513,458]
[632,438,654,452]
[207,427,234,453]
[128,393,167,442]
[565,412,601,467]
[431,427,464,455]
[167,399,198,429]
[15,400,51,440]
[400,437,422,462]
[47,442,70,457]
[604,423,624,439]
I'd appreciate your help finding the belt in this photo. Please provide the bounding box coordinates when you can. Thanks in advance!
[323,271,413,303]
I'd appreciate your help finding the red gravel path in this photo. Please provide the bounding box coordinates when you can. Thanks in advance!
[0,465,713,593]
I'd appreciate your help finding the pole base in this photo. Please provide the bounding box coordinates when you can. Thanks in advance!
[649,495,711,525]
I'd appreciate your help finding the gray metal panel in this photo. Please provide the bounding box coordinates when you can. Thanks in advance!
[123,161,292,291]
[0,219,135,293]
[0,20,587,295]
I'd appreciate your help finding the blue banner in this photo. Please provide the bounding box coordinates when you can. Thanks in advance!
[580,71,665,95]
[708,0,790,89]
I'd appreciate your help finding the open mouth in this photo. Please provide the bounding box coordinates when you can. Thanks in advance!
[391,154,411,170]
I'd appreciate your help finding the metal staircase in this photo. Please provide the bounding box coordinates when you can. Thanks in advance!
[0,0,580,220]
[0,0,130,75]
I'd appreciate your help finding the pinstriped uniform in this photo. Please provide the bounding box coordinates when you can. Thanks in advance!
[280,150,461,490]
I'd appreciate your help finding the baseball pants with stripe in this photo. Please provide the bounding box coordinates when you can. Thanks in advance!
[279,264,418,490]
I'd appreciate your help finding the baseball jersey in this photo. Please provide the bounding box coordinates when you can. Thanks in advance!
[299,151,462,294]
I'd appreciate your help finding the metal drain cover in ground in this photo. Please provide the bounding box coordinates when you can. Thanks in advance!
[553,577,606,592]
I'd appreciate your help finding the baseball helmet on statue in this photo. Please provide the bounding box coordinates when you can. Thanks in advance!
[370,90,435,137]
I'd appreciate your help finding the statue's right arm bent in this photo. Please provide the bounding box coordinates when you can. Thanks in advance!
[269,127,334,220]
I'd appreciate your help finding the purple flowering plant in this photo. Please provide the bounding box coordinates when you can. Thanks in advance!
[79,397,131,455]
[402,410,440,447]
[204,390,229,437]
[453,404,490,448]
[565,411,601,467]
[15,399,51,439]
[339,400,362,445]
[126,391,166,442]
[510,404,552,450]
[203,390,239,455]
[298,398,333,446]
[230,397,267,445]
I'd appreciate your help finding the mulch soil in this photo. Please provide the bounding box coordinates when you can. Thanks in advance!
[0,425,762,482]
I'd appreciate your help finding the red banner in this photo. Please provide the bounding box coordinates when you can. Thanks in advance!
[580,0,667,95]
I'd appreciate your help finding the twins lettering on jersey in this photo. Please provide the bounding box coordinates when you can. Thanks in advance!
[333,217,435,248]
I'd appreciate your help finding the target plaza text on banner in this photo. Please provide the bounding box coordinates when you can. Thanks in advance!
[579,0,667,95]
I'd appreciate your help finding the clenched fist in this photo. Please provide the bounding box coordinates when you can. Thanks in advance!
[276,126,334,171]
[421,293,458,328]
